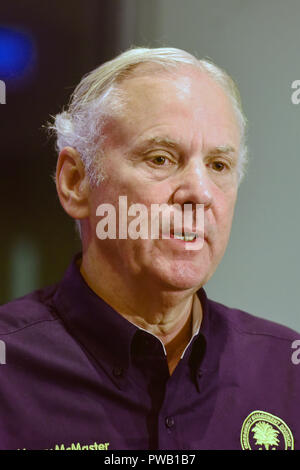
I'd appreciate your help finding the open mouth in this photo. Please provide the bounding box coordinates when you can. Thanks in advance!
[161,229,205,250]
[166,230,203,243]
[172,232,198,242]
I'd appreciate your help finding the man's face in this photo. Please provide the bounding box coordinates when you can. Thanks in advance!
[87,65,240,291]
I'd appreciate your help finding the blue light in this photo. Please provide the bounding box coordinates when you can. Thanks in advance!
[0,27,34,80]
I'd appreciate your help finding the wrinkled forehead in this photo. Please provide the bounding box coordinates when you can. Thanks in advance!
[100,64,240,156]
[112,64,240,136]
[115,63,237,120]
[117,62,213,97]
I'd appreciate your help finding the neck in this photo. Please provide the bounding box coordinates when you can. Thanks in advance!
[79,250,202,374]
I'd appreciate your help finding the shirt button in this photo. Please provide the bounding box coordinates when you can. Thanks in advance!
[113,366,124,378]
[165,416,175,429]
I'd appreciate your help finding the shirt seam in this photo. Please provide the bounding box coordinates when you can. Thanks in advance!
[224,316,298,343]
[0,316,60,337]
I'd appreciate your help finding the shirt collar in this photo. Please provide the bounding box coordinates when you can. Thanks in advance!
[52,254,214,386]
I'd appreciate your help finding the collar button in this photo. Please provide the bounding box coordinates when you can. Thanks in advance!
[165,416,175,429]
[113,366,124,378]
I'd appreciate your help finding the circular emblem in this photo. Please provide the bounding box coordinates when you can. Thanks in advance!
[240,410,294,450]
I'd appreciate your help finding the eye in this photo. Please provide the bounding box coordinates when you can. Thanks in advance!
[152,156,168,165]
[209,160,228,172]
[148,154,174,167]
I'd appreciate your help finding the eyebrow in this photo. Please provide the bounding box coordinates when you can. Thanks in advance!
[209,145,237,155]
[134,138,237,157]
[137,137,178,153]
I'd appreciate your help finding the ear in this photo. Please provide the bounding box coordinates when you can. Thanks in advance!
[56,147,90,219]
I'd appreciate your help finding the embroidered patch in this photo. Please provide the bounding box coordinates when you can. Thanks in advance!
[240,410,294,450]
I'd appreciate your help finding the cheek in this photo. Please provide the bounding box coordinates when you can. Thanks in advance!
[222,208,235,241]
[214,191,237,234]
[126,181,173,206]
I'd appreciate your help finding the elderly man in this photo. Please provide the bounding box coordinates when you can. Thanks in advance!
[0,47,299,451]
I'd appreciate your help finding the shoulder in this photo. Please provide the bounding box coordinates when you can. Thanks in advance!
[0,284,59,336]
[206,296,300,343]
[203,295,300,388]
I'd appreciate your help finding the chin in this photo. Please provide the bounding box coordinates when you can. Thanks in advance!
[156,263,210,291]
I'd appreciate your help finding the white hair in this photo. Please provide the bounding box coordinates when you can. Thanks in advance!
[48,46,247,235]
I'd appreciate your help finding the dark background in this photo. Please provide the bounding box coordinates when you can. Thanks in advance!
[0,0,128,303]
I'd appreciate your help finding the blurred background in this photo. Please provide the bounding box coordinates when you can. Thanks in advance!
[1,0,300,331]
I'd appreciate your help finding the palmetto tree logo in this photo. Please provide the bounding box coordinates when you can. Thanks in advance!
[240,410,294,450]
[252,421,279,450]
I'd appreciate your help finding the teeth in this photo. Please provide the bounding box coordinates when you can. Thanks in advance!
[174,232,197,241]
[174,235,185,240]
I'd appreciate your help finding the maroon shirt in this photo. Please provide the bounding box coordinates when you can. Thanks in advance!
[0,254,299,450]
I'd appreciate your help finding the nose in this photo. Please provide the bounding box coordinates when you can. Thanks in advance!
[172,159,213,208]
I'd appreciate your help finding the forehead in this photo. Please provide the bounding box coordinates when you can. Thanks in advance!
[105,64,240,151]
[119,63,234,113]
